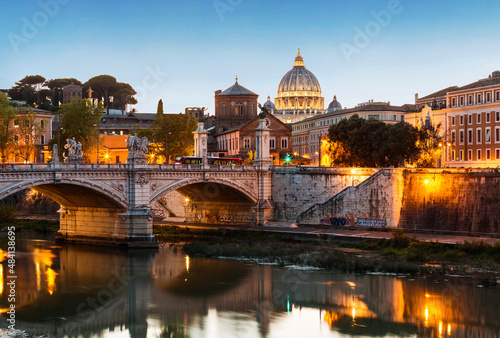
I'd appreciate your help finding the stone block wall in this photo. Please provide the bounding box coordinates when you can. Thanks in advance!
[184,201,257,225]
[271,168,378,222]
[296,169,403,228]
[399,169,500,234]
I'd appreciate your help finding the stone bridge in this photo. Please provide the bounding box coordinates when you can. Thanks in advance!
[0,162,272,246]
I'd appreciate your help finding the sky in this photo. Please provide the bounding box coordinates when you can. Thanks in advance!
[1,0,500,115]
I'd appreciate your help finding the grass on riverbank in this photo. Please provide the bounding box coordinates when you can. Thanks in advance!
[154,225,500,279]
[0,219,59,233]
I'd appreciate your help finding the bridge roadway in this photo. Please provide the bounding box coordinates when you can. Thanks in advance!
[0,162,273,247]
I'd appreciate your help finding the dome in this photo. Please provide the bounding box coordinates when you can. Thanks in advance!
[327,95,342,112]
[263,96,276,109]
[277,49,322,94]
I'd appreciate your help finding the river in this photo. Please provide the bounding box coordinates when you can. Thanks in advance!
[0,234,499,337]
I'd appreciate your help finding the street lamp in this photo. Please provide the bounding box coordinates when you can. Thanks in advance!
[93,123,98,164]
[58,126,63,160]
[165,129,172,164]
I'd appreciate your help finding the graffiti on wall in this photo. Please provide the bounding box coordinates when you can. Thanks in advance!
[357,218,387,227]
[204,212,255,224]
[321,215,350,226]
[284,211,300,221]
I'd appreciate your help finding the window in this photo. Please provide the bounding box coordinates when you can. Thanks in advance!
[468,149,472,161]
[468,115,472,124]
[486,112,491,123]
[41,120,45,128]
[477,149,482,161]
[496,127,500,143]
[477,94,482,103]
[451,116,455,126]
[451,131,456,144]
[497,149,500,160]
[40,135,45,145]
[459,130,464,144]
[459,150,464,160]
[368,114,380,120]
[497,112,500,122]
[477,129,482,144]
[236,103,243,115]
[451,150,456,161]
[281,138,288,149]
[486,149,491,160]
[222,104,226,115]
[460,97,464,106]
[393,115,397,121]
[468,95,473,105]
[486,128,491,143]
[460,115,464,125]
[269,138,276,149]
[497,91,500,101]
[487,92,491,102]
[251,104,255,115]
[477,114,481,124]
[468,129,473,144]
[452,98,456,107]
[243,138,251,149]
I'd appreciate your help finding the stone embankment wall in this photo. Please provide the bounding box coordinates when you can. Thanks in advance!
[293,168,500,235]
[398,169,500,234]
[295,169,403,228]
[271,167,378,222]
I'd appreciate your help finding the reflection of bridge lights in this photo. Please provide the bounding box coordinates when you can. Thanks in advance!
[287,295,290,314]
[352,306,356,320]
[447,324,451,336]
[425,305,429,325]
[46,268,57,295]
[439,321,443,335]
[0,265,3,295]
[185,255,190,272]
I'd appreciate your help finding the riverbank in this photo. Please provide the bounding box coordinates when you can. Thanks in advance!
[155,225,500,285]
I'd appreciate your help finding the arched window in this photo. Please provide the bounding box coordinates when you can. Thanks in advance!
[235,103,243,115]
[251,104,255,115]
[222,104,226,115]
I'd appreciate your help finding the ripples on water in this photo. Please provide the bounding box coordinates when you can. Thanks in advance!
[0,237,499,337]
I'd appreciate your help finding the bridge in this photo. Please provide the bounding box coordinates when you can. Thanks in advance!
[0,162,272,246]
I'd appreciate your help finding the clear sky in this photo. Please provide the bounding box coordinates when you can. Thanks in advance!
[1,0,500,114]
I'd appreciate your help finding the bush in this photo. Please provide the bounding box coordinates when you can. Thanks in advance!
[0,204,17,224]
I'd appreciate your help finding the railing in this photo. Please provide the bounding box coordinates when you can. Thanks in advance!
[0,162,260,172]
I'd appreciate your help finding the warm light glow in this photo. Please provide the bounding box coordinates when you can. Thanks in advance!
[315,151,318,155]
[0,265,3,295]
[424,179,429,184]
[447,324,451,335]
[350,169,356,174]
[439,321,443,335]
[351,306,356,319]
[185,198,190,202]
[438,143,443,147]
[185,255,190,272]
[46,268,57,295]
[425,305,429,325]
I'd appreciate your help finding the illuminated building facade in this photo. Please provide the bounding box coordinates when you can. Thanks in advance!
[270,50,326,124]
[415,70,500,168]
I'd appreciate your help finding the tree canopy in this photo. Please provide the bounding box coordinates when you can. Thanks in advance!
[59,99,104,162]
[0,93,17,162]
[84,75,137,112]
[327,114,424,167]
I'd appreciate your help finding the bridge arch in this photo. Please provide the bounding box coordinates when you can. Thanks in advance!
[0,178,127,209]
[150,178,258,205]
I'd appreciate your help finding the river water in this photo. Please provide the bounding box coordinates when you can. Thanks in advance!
[0,235,499,338]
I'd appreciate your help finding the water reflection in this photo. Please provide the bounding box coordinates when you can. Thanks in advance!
[0,238,499,337]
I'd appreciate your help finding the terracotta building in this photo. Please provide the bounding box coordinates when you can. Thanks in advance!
[214,78,259,134]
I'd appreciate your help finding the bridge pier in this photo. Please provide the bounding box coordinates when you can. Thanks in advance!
[56,206,156,247]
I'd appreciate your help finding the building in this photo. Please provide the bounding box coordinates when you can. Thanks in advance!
[99,112,155,135]
[444,71,500,167]
[4,107,54,163]
[186,107,215,129]
[100,134,129,164]
[292,101,410,166]
[214,78,259,134]
[62,83,83,104]
[270,49,326,124]
[215,113,292,164]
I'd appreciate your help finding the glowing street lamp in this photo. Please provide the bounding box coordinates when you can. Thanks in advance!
[284,153,292,165]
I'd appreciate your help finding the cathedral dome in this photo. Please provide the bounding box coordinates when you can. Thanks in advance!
[277,49,322,94]
[264,96,276,109]
[327,95,342,112]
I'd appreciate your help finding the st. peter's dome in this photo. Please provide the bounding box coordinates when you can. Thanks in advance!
[327,95,342,112]
[274,49,324,112]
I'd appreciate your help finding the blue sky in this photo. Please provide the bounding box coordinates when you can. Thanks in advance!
[1,0,500,114]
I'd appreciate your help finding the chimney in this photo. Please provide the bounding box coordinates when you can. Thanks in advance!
[415,93,419,104]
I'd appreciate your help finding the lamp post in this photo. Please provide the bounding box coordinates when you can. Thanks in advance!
[94,123,98,164]
[165,129,171,164]
[58,126,63,160]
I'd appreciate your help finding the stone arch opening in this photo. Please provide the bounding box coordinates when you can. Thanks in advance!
[151,180,257,225]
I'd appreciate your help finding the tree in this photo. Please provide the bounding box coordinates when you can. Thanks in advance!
[45,78,83,107]
[157,99,164,115]
[412,123,443,168]
[0,93,17,162]
[12,109,46,163]
[59,99,104,163]
[84,76,138,113]
[150,112,198,163]
[327,115,421,167]
[16,75,46,92]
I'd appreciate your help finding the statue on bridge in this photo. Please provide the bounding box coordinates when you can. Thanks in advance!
[127,134,150,164]
[63,138,83,164]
